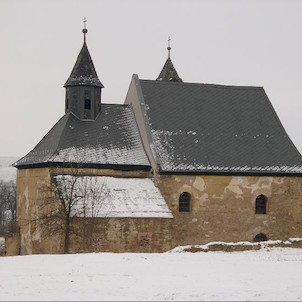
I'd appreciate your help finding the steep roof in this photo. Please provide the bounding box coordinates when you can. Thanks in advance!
[15,104,150,170]
[64,42,104,88]
[137,79,302,175]
[156,57,182,82]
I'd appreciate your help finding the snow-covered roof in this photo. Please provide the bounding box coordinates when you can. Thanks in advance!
[14,104,151,170]
[54,175,173,218]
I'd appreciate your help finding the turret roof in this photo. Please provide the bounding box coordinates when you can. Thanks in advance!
[156,57,182,82]
[64,42,104,88]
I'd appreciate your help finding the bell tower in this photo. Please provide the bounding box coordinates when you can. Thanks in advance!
[64,19,104,120]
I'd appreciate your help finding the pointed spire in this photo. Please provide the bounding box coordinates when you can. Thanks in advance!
[64,20,103,120]
[64,20,104,88]
[156,37,182,82]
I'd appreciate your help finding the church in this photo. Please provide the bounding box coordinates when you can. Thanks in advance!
[10,24,302,255]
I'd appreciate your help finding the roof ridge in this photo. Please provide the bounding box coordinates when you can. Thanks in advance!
[14,113,72,167]
[48,113,76,162]
[141,79,264,90]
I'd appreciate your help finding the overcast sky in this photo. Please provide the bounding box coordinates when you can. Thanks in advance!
[1,0,302,158]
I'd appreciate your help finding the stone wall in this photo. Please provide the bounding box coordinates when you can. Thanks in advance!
[155,173,302,248]
[70,217,172,253]
[16,168,51,255]
[15,167,172,255]
[5,232,21,256]
[14,166,302,255]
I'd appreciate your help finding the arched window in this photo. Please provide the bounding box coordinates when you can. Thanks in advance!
[179,192,191,212]
[255,194,267,214]
[254,233,268,242]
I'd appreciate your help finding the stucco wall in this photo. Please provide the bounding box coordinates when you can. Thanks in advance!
[155,174,302,248]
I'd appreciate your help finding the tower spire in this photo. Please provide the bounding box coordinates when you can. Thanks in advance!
[156,37,182,82]
[83,17,88,43]
[167,36,171,59]
[64,20,104,120]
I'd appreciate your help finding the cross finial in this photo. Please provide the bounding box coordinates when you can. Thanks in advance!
[82,17,88,43]
[167,36,171,58]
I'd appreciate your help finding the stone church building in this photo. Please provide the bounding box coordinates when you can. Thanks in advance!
[11,26,302,255]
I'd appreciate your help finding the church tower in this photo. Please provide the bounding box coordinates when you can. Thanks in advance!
[156,37,182,82]
[64,20,104,120]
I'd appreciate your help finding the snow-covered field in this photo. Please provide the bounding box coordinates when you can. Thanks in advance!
[1,247,302,301]
[0,157,18,182]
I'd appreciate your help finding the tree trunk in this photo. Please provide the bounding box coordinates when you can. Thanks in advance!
[64,218,70,254]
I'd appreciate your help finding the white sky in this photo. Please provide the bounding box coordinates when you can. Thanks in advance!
[1,246,302,300]
[1,0,302,157]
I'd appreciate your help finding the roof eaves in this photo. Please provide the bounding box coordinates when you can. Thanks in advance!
[16,162,152,172]
[159,168,302,177]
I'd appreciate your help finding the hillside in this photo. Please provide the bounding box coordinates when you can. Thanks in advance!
[0,157,18,182]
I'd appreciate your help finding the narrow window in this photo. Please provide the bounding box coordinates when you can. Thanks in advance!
[179,192,191,212]
[254,233,268,242]
[85,99,91,110]
[255,194,267,214]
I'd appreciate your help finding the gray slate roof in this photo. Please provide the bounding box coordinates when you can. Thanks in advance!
[64,42,104,88]
[139,79,302,175]
[15,104,150,170]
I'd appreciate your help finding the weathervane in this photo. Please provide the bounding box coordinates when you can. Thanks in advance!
[83,17,88,42]
[167,36,171,58]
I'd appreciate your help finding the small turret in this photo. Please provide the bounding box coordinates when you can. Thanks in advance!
[64,18,104,120]
[156,37,182,82]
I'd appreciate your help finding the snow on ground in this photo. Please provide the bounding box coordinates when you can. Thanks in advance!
[1,247,302,301]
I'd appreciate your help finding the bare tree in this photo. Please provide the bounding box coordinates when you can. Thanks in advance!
[0,180,16,235]
[36,170,110,254]
[78,176,110,252]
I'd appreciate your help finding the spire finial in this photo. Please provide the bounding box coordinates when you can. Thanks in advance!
[167,36,171,58]
[82,17,88,43]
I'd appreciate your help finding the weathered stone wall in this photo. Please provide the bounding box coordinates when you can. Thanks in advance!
[4,232,20,256]
[155,174,302,248]
[14,165,302,255]
[16,168,51,255]
[70,218,172,253]
[15,167,171,255]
